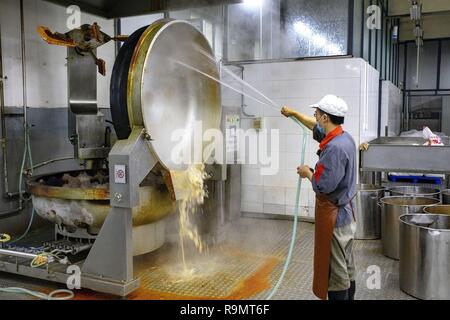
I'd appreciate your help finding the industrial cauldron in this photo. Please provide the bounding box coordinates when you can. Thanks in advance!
[29,19,222,255]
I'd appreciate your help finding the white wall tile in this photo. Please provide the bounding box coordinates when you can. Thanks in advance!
[258,80,287,100]
[277,152,287,170]
[263,186,285,205]
[284,79,311,98]
[285,134,304,154]
[284,98,311,114]
[308,192,316,208]
[267,61,306,80]
[263,172,285,187]
[242,97,263,117]
[284,118,306,134]
[222,98,242,108]
[262,117,283,132]
[241,185,263,203]
[237,57,379,218]
[263,204,286,215]
[262,98,285,116]
[300,188,309,208]
[343,115,360,140]
[330,78,361,97]
[286,152,301,170]
[342,96,360,117]
[241,202,263,213]
[240,118,254,130]
[241,168,263,186]
[285,187,296,206]
[284,170,299,188]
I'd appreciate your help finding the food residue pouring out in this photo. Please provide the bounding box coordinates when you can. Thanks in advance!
[170,164,209,276]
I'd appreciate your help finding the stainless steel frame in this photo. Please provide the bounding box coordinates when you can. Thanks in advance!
[67,48,110,160]
[0,128,155,296]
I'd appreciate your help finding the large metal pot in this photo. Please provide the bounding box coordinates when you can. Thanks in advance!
[442,189,450,204]
[355,184,384,239]
[380,196,440,259]
[399,214,450,299]
[389,186,440,199]
[424,205,450,215]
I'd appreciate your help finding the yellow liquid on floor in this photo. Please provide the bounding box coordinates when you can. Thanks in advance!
[170,164,208,273]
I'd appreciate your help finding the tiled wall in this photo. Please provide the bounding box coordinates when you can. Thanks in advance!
[222,58,380,219]
[381,81,403,136]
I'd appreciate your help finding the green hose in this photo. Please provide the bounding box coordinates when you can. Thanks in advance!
[11,123,35,244]
[18,123,33,202]
[266,116,308,300]
[0,287,74,300]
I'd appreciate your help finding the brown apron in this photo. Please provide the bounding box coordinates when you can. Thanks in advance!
[312,193,356,300]
[312,193,339,300]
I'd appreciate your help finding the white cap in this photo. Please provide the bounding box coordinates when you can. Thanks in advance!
[309,94,348,117]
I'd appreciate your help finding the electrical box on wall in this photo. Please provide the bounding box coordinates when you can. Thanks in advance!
[253,117,263,131]
[392,25,399,43]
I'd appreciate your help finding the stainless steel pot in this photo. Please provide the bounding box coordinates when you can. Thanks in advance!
[399,214,450,299]
[389,186,440,199]
[424,204,450,215]
[355,184,385,239]
[380,196,440,259]
[442,189,450,205]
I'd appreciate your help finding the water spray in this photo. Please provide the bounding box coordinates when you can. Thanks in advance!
[176,57,309,300]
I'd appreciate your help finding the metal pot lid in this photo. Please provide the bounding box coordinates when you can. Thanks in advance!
[127,19,221,171]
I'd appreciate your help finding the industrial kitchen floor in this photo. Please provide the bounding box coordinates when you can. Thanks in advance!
[0,217,414,300]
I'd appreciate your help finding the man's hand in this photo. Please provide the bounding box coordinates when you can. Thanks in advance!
[359,142,369,151]
[297,165,313,180]
[281,106,294,118]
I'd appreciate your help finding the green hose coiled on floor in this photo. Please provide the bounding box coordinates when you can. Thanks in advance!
[266,116,308,300]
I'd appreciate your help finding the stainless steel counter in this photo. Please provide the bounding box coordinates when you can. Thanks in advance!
[361,137,450,174]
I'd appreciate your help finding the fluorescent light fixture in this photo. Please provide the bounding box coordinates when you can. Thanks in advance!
[242,0,262,8]
[293,21,312,37]
[312,35,326,47]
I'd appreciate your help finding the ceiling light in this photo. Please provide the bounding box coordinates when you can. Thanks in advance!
[293,21,312,37]
[242,0,262,8]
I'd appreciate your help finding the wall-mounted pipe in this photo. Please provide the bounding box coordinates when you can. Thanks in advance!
[238,64,256,118]
[0,0,31,216]
[416,42,420,88]
[0,11,25,217]
[0,7,11,199]
[20,0,28,127]
[0,6,23,216]
[18,0,29,211]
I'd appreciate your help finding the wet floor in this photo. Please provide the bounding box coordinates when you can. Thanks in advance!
[0,217,414,300]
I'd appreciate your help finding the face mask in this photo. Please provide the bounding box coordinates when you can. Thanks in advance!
[316,122,325,134]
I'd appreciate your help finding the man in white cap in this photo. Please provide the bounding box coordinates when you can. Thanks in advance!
[281,95,357,301]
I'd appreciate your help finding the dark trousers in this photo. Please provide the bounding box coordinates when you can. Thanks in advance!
[328,280,356,300]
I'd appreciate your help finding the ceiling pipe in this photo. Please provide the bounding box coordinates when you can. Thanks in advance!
[410,0,423,88]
